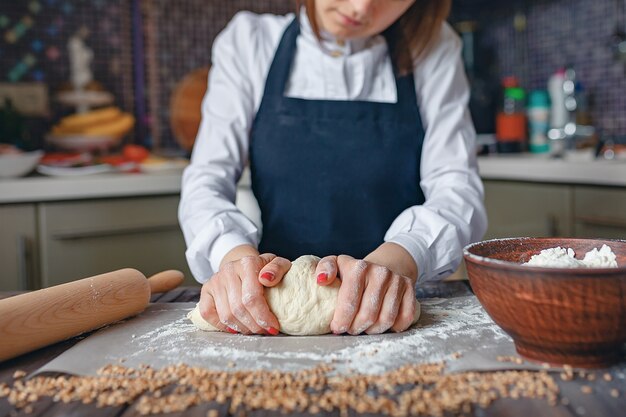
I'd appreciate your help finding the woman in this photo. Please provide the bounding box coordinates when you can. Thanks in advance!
[179,0,487,336]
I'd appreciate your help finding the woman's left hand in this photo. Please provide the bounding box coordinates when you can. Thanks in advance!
[315,243,418,335]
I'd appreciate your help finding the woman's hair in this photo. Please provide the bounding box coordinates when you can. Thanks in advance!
[298,0,451,75]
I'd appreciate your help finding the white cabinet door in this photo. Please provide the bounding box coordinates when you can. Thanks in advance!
[38,196,196,287]
[0,204,38,291]
[574,186,626,239]
[484,181,573,239]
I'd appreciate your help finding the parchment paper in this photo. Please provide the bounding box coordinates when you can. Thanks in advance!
[35,296,557,377]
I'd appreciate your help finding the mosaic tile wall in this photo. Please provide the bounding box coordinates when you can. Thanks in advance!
[1,0,624,150]
[0,1,133,131]
[0,0,295,150]
[140,0,294,150]
[451,0,626,138]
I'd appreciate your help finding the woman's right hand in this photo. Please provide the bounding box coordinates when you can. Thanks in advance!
[197,245,291,335]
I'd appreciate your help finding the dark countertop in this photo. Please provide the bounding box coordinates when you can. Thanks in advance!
[1,282,624,417]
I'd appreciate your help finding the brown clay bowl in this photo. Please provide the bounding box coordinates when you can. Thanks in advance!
[463,237,626,368]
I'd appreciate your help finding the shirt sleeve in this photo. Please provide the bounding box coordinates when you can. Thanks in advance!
[384,22,488,283]
[178,12,263,283]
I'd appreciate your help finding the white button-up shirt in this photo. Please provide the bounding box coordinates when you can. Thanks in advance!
[179,11,488,284]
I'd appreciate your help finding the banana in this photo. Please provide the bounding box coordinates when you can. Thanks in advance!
[51,124,76,135]
[59,107,121,130]
[81,113,135,139]
[51,107,135,141]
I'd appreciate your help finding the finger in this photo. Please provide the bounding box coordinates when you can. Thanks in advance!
[348,266,391,335]
[198,286,230,333]
[258,253,277,264]
[391,278,417,332]
[330,256,367,334]
[258,256,291,287]
[225,269,265,334]
[240,267,281,335]
[365,276,403,334]
[211,279,252,334]
[315,255,338,286]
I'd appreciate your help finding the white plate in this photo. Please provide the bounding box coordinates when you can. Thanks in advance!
[36,164,114,177]
[140,159,189,173]
[46,134,122,152]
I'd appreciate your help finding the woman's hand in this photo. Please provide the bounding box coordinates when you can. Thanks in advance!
[198,245,291,335]
[316,243,418,335]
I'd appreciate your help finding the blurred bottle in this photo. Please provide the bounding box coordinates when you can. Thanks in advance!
[0,98,25,147]
[496,76,527,153]
[548,69,568,130]
[527,90,550,153]
[547,67,596,155]
[573,82,597,150]
[574,82,592,126]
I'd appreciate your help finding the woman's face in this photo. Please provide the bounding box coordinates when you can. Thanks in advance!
[313,0,415,40]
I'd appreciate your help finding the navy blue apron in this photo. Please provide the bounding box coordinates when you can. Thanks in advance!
[250,18,426,260]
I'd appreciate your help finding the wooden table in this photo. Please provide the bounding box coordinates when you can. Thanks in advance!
[1,282,624,417]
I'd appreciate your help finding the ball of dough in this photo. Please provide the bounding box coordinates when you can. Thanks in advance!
[187,255,420,335]
[266,255,340,335]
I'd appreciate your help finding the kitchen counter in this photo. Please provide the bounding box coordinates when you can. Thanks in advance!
[478,153,626,186]
[1,281,624,417]
[0,171,184,204]
[1,154,624,204]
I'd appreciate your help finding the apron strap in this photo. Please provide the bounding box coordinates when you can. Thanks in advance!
[262,16,416,107]
[261,18,300,98]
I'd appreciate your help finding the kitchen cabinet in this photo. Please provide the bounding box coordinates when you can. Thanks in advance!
[484,180,626,241]
[0,195,195,290]
[0,173,196,290]
[2,165,624,289]
[38,196,193,287]
[483,180,574,239]
[449,180,626,280]
[0,204,38,291]
[574,186,626,239]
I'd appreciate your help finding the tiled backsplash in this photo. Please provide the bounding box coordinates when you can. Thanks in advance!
[1,0,624,149]
[140,0,293,149]
[0,0,294,150]
[0,1,134,112]
[452,0,626,138]
[0,0,134,147]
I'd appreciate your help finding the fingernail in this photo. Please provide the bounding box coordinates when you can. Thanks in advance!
[226,327,238,334]
[260,272,274,281]
[335,326,348,334]
[317,273,328,284]
[267,327,279,335]
[354,325,369,335]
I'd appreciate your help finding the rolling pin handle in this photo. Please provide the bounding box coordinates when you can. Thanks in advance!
[147,270,184,294]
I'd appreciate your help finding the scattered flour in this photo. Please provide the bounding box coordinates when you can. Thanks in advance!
[115,297,510,375]
[524,244,618,268]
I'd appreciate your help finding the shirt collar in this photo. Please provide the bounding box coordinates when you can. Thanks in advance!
[298,7,372,57]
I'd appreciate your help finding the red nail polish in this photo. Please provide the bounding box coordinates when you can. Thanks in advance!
[261,272,274,281]
[267,327,279,335]
[226,327,238,334]
[317,273,328,284]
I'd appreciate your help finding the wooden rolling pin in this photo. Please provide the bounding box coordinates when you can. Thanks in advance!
[0,268,184,362]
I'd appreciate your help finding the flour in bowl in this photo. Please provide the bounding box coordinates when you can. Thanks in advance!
[524,244,618,268]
